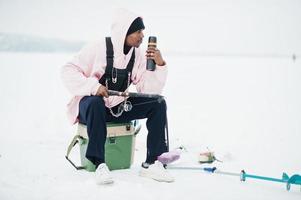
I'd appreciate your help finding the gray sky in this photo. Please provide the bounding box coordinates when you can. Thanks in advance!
[1,0,300,54]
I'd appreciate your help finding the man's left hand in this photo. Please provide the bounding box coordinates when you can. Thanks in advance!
[146,47,166,66]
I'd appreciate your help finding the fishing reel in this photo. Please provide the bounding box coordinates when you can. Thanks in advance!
[123,101,132,112]
[118,100,133,112]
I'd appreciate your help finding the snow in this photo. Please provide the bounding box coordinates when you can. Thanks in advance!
[1,52,300,199]
[1,0,301,199]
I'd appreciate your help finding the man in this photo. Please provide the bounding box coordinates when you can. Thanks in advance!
[61,9,174,184]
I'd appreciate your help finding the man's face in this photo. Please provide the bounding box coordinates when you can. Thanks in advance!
[125,29,144,48]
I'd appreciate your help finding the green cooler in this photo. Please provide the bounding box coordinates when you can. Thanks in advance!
[66,121,141,171]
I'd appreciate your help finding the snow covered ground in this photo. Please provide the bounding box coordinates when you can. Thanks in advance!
[0,52,300,200]
[1,0,301,199]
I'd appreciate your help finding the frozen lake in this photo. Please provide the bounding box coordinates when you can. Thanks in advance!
[0,52,300,199]
[1,0,301,198]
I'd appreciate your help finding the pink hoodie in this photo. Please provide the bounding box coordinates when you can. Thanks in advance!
[61,9,168,124]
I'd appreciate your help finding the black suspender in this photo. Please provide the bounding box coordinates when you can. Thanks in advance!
[105,37,114,77]
[100,37,135,91]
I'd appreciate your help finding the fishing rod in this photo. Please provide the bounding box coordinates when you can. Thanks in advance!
[108,90,164,100]
[107,90,169,150]
[167,166,301,191]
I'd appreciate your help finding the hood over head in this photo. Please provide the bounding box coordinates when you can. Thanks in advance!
[111,9,143,56]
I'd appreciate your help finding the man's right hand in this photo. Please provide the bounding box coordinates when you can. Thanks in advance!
[96,85,109,98]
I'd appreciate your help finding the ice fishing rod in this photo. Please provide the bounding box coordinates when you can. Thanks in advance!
[108,90,164,100]
[107,90,169,149]
[167,166,301,191]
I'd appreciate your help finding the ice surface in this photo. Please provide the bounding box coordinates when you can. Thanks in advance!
[0,0,301,199]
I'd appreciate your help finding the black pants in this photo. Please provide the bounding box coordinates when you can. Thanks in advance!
[78,96,168,166]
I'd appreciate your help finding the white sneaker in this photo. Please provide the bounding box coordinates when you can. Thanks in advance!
[95,163,114,185]
[139,161,175,182]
